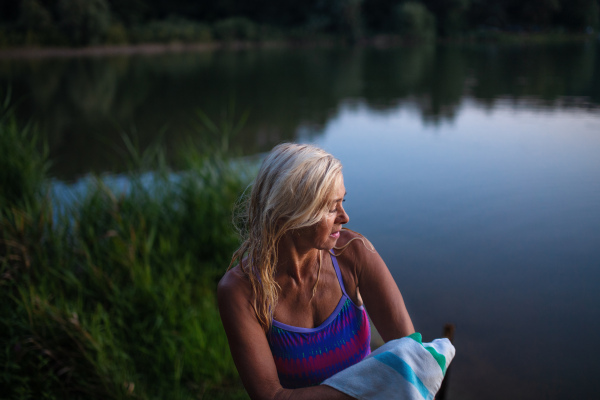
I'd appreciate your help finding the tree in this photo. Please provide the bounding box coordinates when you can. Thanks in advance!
[19,0,54,31]
[392,1,436,39]
[57,0,111,45]
[105,0,153,25]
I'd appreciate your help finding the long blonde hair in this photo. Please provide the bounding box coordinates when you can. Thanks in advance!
[230,143,343,332]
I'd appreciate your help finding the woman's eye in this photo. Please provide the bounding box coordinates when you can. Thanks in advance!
[330,199,345,213]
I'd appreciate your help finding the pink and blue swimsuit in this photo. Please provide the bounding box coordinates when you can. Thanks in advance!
[267,253,371,388]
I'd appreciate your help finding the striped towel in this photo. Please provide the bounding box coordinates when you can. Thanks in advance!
[321,332,455,400]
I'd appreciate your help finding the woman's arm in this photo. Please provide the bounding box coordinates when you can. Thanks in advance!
[217,268,354,400]
[336,233,415,342]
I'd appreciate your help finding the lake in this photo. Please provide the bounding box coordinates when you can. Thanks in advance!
[2,41,599,399]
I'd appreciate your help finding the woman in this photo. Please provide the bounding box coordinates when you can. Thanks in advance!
[218,143,415,399]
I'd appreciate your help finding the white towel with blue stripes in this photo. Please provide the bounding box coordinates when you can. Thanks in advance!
[321,332,455,400]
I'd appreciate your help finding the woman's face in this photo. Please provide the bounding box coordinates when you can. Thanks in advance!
[299,176,349,251]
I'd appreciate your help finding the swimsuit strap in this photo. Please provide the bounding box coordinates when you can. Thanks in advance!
[330,252,350,299]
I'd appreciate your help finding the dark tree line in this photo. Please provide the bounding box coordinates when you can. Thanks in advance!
[0,0,598,46]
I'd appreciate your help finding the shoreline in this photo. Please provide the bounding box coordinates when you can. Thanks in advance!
[0,38,395,59]
[0,33,595,60]
[0,41,287,59]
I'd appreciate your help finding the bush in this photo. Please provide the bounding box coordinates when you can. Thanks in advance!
[0,92,49,211]
[105,23,129,45]
[57,0,111,45]
[6,0,66,46]
[213,17,258,42]
[19,0,53,32]
[130,17,212,44]
[0,97,250,399]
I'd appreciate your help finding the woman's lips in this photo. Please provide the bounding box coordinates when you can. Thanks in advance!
[330,231,340,238]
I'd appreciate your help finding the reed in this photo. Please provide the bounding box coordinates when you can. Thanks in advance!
[1,99,250,399]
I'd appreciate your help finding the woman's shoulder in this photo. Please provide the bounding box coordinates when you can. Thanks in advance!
[334,229,377,259]
[217,263,253,306]
[333,229,379,279]
[336,228,364,244]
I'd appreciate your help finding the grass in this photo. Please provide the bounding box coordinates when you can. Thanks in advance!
[0,97,251,399]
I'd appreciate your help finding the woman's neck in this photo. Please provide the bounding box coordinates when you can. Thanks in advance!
[276,233,321,284]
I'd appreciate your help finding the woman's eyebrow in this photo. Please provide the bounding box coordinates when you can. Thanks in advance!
[334,192,347,202]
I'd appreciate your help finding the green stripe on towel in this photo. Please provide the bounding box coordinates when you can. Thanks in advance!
[424,346,447,375]
[407,332,423,344]
[406,332,447,375]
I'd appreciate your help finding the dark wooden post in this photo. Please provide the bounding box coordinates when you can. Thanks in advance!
[435,323,455,400]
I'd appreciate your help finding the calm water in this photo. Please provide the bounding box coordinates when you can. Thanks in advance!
[2,42,599,399]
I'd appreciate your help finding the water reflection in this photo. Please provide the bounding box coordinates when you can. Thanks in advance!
[1,42,598,180]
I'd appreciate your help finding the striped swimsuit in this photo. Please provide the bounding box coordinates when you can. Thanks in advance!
[267,253,371,388]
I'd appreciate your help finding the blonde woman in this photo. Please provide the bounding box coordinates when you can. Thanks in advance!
[218,143,415,399]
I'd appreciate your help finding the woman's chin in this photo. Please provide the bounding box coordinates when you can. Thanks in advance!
[324,236,340,250]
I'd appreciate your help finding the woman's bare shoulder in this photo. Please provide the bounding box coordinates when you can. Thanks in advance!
[335,229,377,259]
[336,228,361,245]
[332,229,380,284]
[217,264,252,306]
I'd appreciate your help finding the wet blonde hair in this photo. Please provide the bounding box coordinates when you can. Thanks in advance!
[230,143,343,331]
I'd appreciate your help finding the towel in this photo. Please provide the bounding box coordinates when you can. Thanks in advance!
[321,332,455,400]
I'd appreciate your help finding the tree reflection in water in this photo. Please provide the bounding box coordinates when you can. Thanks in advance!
[1,42,598,180]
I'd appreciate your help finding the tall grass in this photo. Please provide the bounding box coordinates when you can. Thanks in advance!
[0,99,250,399]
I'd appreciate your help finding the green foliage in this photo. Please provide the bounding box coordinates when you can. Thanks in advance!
[106,0,153,26]
[191,100,249,155]
[392,2,436,40]
[130,17,212,44]
[105,23,129,45]
[0,96,250,399]
[0,90,49,211]
[19,0,53,31]
[213,17,258,42]
[57,0,111,45]
[4,0,65,46]
[2,0,600,46]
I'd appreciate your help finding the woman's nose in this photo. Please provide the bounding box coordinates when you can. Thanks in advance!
[337,207,350,225]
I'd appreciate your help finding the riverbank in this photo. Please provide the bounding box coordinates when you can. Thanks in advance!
[0,98,250,399]
[0,31,595,60]
[0,41,294,59]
